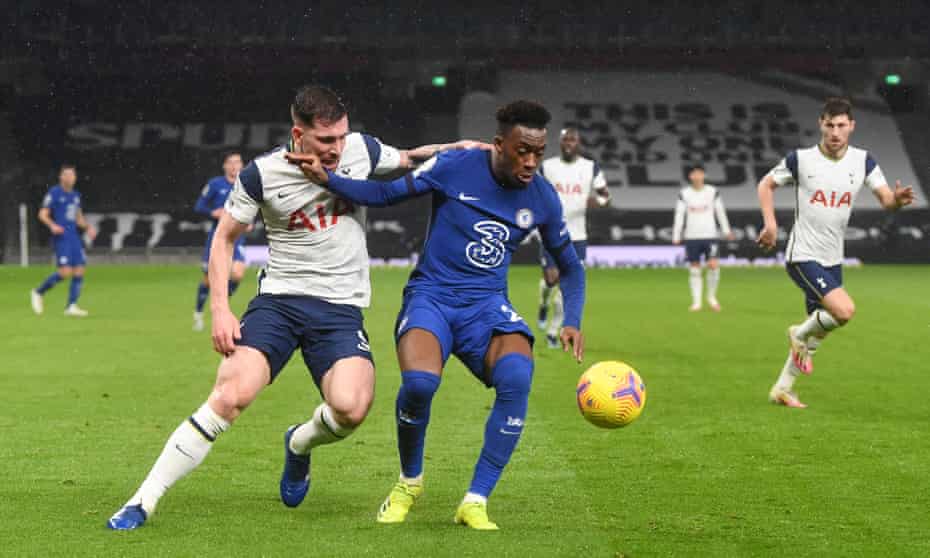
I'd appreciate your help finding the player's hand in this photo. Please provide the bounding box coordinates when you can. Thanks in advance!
[447,140,493,151]
[672,239,681,246]
[49,223,65,235]
[893,180,915,209]
[211,307,241,356]
[726,232,736,241]
[284,152,329,184]
[211,208,225,219]
[560,326,585,363]
[756,224,778,252]
[85,225,97,241]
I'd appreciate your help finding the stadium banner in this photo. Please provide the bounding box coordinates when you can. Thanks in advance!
[460,72,927,210]
[29,207,926,265]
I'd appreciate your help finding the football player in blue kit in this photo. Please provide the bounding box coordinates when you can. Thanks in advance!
[31,164,97,317]
[192,152,246,331]
[287,100,586,530]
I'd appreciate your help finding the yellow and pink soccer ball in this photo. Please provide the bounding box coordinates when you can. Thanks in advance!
[576,361,647,429]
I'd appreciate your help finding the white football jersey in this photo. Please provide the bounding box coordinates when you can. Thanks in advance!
[225,132,402,307]
[672,185,731,243]
[539,155,606,241]
[769,144,886,266]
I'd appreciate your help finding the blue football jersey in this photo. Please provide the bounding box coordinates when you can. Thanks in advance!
[324,149,586,327]
[41,185,82,234]
[194,176,235,229]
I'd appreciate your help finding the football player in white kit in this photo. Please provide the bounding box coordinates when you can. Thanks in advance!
[672,165,734,312]
[757,98,914,408]
[536,127,609,348]
[108,85,485,529]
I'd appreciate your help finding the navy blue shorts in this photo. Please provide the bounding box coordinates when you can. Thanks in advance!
[394,289,534,386]
[201,230,246,273]
[786,261,843,315]
[540,240,587,270]
[236,294,373,386]
[54,233,86,267]
[684,239,718,263]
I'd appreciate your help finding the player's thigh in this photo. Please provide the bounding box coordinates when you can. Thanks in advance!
[319,356,375,424]
[397,328,445,376]
[684,240,703,265]
[485,332,533,371]
[821,287,855,323]
[56,265,74,277]
[72,266,86,277]
[543,266,560,285]
[210,346,271,416]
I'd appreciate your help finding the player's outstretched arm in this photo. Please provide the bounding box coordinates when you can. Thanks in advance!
[756,174,779,251]
[874,180,915,211]
[284,152,433,207]
[209,213,250,356]
[401,140,492,167]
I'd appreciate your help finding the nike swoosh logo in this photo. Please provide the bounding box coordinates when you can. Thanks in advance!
[499,429,521,435]
[458,193,480,201]
[277,191,294,199]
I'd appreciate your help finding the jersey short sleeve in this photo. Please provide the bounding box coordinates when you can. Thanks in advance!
[769,150,798,187]
[864,153,887,192]
[592,160,607,189]
[362,134,403,176]
[225,162,261,224]
[41,191,53,208]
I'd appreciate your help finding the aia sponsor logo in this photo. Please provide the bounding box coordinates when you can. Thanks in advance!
[555,182,583,195]
[809,190,852,208]
[287,199,355,231]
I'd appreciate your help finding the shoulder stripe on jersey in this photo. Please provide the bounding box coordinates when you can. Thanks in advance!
[865,152,877,175]
[362,134,382,173]
[239,161,263,203]
[592,160,601,177]
[785,150,799,181]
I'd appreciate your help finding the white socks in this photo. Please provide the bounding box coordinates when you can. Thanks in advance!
[547,289,564,337]
[128,403,229,515]
[463,491,488,505]
[539,278,552,310]
[774,352,799,391]
[796,309,840,339]
[689,267,703,307]
[706,268,720,302]
[289,403,355,455]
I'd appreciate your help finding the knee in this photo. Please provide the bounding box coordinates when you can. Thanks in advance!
[328,390,373,428]
[400,371,441,408]
[58,269,73,278]
[832,302,855,325]
[543,269,560,287]
[209,366,260,421]
[492,354,534,397]
[230,270,245,283]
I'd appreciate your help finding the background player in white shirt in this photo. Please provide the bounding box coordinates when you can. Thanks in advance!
[536,127,609,347]
[108,85,484,530]
[757,97,914,408]
[672,165,734,311]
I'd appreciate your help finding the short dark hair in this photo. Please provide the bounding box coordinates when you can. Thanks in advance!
[821,97,853,120]
[291,85,347,127]
[689,164,705,173]
[60,163,76,173]
[221,151,242,164]
[496,100,551,135]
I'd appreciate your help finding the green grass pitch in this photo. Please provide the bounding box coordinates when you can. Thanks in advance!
[1,264,928,557]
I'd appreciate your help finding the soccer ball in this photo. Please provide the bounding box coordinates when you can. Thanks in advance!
[576,361,646,429]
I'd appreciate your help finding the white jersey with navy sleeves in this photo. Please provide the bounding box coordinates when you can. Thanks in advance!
[768,145,886,266]
[539,155,606,241]
[672,184,731,243]
[224,132,402,307]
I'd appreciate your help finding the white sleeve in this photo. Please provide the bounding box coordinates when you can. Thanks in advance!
[41,192,52,208]
[672,195,686,244]
[714,194,731,236]
[865,156,887,192]
[364,135,403,175]
[225,177,260,225]
[768,151,798,187]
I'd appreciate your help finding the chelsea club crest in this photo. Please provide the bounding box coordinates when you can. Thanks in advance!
[515,208,534,229]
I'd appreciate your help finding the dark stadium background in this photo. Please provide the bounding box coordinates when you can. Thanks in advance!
[3,0,929,264]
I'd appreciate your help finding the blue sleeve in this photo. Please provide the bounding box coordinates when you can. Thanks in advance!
[194,182,213,215]
[324,171,433,208]
[538,186,585,328]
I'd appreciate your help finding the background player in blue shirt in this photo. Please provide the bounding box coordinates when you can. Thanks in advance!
[192,151,247,331]
[287,100,586,530]
[31,164,97,317]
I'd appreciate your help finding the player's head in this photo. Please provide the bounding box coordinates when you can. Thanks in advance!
[221,151,243,180]
[819,97,855,154]
[560,127,580,160]
[59,164,77,190]
[688,164,705,188]
[493,100,551,188]
[290,85,349,171]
